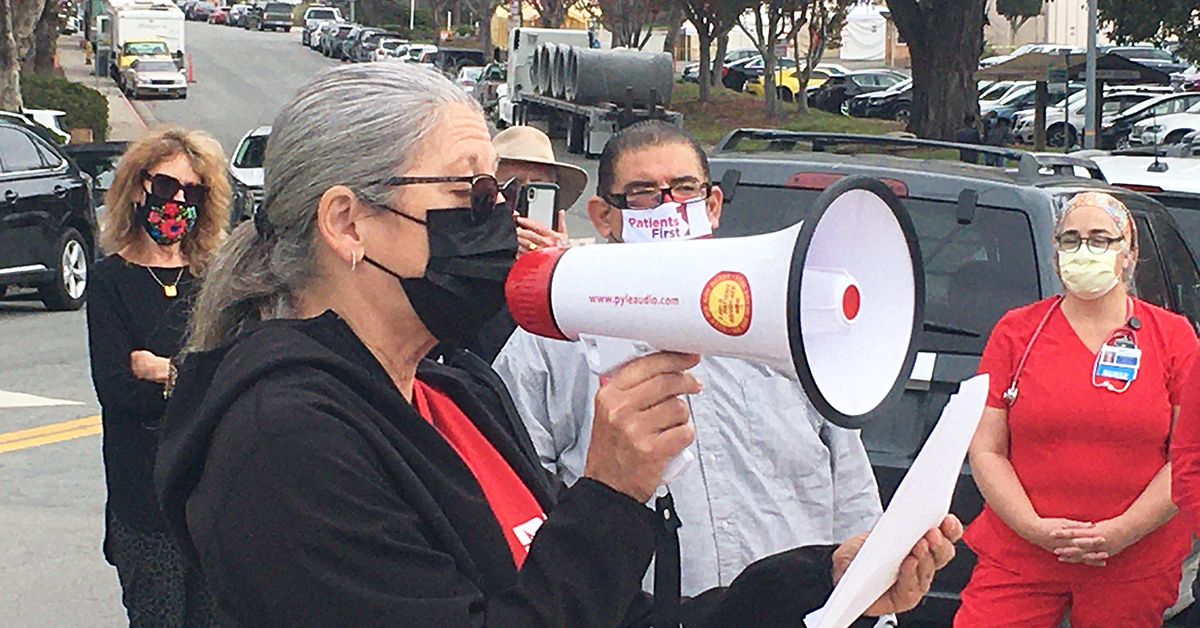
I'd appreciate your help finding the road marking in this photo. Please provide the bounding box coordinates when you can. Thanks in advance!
[0,415,102,454]
[0,390,85,408]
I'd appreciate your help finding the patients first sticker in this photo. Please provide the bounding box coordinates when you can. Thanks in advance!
[701,271,752,336]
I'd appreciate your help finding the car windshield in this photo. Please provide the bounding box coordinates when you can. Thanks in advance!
[137,60,177,72]
[265,3,290,12]
[124,42,169,55]
[1115,48,1173,61]
[308,8,336,19]
[234,135,268,169]
[196,2,213,8]
[996,85,1034,105]
[380,39,403,50]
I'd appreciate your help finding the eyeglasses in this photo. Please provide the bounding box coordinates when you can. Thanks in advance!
[141,170,208,206]
[372,174,521,224]
[1055,231,1124,254]
[603,181,714,210]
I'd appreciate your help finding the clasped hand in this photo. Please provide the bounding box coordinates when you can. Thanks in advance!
[1024,517,1135,567]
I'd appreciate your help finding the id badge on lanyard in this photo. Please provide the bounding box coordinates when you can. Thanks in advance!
[1093,334,1140,393]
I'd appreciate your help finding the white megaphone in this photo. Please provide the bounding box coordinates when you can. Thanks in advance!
[505,175,924,434]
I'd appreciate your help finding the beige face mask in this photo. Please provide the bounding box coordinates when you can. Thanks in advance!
[1058,247,1120,300]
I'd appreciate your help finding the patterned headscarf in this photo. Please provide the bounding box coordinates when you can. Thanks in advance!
[1055,191,1137,284]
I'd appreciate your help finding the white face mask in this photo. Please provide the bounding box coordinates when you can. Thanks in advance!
[1058,247,1120,300]
[619,197,713,243]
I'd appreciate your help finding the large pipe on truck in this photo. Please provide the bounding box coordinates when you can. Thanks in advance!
[550,43,570,98]
[565,47,674,107]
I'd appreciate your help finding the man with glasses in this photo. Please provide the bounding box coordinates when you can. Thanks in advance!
[493,121,884,608]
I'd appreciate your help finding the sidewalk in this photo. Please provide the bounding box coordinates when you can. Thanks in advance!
[56,34,148,141]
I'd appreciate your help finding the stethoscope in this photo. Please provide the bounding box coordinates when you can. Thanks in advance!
[1003,295,1141,406]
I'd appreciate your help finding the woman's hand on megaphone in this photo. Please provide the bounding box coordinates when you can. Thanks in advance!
[832,514,962,616]
[584,352,702,503]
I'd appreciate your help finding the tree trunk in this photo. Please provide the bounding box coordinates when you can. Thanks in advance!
[0,0,21,111]
[886,0,985,139]
[791,11,808,113]
[711,30,728,89]
[662,4,683,54]
[31,0,54,75]
[759,8,782,119]
[697,28,712,102]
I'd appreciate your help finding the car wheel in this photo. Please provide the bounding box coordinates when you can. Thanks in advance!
[893,106,911,124]
[1165,129,1192,145]
[39,229,88,311]
[777,87,793,103]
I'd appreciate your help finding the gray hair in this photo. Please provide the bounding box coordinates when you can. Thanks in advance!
[187,63,480,352]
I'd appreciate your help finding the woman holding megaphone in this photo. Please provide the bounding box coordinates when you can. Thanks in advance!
[153,63,960,628]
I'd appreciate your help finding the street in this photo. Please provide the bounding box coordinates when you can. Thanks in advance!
[0,22,609,626]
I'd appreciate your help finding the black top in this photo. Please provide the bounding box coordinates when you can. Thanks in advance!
[155,312,838,628]
[87,254,195,536]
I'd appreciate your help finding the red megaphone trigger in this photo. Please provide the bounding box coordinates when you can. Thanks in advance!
[505,247,569,341]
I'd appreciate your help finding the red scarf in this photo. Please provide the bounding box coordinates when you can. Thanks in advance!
[411,379,546,567]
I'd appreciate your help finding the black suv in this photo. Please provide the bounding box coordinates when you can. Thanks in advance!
[244,1,294,31]
[0,120,95,310]
[708,130,1200,626]
[811,70,907,115]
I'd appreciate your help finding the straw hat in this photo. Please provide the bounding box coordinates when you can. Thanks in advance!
[493,126,589,210]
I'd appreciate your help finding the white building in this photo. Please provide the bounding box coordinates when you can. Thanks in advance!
[985,0,1111,52]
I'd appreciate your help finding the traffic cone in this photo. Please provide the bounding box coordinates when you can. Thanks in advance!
[187,54,195,83]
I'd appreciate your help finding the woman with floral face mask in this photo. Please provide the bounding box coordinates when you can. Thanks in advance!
[955,191,1198,627]
[87,125,230,627]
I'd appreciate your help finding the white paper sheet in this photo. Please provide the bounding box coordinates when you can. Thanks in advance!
[805,374,989,628]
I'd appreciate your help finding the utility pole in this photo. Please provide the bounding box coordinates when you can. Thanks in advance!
[409,0,414,31]
[1083,0,1097,149]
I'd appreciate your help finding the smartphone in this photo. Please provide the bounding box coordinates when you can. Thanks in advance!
[518,182,560,231]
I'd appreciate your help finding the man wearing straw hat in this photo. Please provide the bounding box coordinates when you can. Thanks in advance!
[494,126,588,254]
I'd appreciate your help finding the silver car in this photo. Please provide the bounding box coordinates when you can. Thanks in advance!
[121,59,187,99]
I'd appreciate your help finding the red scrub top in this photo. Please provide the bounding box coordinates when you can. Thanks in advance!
[1171,348,1200,535]
[966,297,1197,581]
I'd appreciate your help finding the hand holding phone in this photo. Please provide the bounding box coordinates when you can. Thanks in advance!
[517,182,560,231]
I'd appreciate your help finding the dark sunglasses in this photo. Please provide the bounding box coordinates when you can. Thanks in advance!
[141,170,208,206]
[371,174,521,224]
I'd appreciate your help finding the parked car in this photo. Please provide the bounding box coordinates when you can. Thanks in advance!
[454,65,484,94]
[981,81,1083,124]
[744,66,838,102]
[1011,88,1166,147]
[370,38,408,62]
[978,80,1027,105]
[1085,146,1200,255]
[187,0,215,21]
[228,126,269,223]
[403,43,438,63]
[1,109,70,145]
[353,29,400,63]
[980,43,1084,68]
[1130,103,1200,146]
[848,78,912,121]
[474,62,506,114]
[1103,91,1200,148]
[227,4,249,26]
[0,119,95,310]
[722,56,796,92]
[244,1,293,31]
[207,6,227,24]
[310,21,337,50]
[810,69,907,114]
[1102,45,1189,76]
[431,47,484,75]
[681,47,758,83]
[301,4,341,45]
[61,141,128,217]
[708,128,1200,626]
[322,23,356,57]
[120,58,187,99]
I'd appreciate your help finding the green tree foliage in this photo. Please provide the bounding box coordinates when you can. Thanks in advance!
[21,73,107,140]
[1099,0,1200,63]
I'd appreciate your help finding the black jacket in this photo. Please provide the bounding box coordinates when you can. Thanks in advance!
[155,312,837,628]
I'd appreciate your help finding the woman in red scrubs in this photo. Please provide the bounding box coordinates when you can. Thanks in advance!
[954,191,1198,627]
[1173,352,1200,533]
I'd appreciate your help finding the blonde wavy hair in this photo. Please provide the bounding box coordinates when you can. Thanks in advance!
[101,125,231,274]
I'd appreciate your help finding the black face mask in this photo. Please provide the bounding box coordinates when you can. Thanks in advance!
[363,202,518,343]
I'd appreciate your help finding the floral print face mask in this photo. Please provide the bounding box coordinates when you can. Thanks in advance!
[138,193,198,245]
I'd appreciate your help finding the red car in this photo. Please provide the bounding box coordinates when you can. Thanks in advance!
[208,7,228,24]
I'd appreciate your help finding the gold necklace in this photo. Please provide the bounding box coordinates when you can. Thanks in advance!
[147,267,186,298]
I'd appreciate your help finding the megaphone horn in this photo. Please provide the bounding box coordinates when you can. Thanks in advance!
[505,175,925,428]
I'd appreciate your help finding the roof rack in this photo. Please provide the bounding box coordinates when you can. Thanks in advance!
[711,128,1106,184]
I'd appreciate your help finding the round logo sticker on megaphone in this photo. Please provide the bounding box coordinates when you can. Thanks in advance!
[505,175,924,429]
